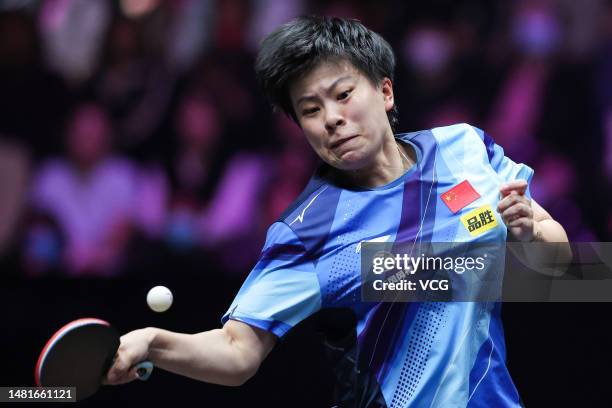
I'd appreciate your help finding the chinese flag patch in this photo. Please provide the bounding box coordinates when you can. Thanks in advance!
[440,180,480,213]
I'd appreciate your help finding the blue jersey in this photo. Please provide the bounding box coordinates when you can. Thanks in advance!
[222,123,533,408]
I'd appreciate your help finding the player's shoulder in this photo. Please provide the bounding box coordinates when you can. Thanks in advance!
[430,122,487,144]
[398,123,490,153]
[399,122,484,140]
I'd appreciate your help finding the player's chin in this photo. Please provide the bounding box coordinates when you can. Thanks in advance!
[329,150,368,171]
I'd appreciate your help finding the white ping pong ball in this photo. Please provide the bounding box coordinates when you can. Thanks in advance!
[147,286,173,312]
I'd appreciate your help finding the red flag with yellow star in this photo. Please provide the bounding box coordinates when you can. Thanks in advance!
[440,180,480,213]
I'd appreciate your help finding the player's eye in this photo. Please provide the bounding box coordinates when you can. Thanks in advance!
[337,89,352,100]
[302,107,319,116]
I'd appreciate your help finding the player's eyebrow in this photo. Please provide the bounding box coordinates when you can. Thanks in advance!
[296,75,353,107]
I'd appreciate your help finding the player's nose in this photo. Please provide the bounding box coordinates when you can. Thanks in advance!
[324,106,346,133]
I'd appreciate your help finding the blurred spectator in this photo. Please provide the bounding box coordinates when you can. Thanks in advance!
[163,89,274,273]
[198,151,271,273]
[163,91,224,251]
[39,0,111,84]
[188,51,271,153]
[0,0,609,281]
[199,115,315,274]
[163,0,215,74]
[131,163,169,240]
[94,15,175,154]
[26,102,137,276]
[0,10,68,159]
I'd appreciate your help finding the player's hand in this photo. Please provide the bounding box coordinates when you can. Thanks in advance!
[105,328,154,385]
[497,180,538,242]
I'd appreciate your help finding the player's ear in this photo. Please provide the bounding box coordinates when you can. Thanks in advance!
[380,77,394,112]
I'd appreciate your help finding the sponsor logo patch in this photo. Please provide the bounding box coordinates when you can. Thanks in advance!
[460,204,498,236]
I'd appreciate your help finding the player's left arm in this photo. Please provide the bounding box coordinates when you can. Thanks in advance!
[497,180,572,272]
[497,180,568,243]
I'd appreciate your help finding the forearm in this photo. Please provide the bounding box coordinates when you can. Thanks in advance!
[533,218,568,243]
[143,327,258,386]
[512,219,572,275]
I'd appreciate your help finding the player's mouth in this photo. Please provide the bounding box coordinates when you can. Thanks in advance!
[330,134,359,151]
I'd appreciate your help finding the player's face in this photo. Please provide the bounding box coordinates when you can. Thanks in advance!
[289,60,395,171]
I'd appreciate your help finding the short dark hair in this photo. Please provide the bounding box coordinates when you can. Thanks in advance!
[255,16,399,131]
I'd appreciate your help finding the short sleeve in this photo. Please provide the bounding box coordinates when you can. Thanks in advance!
[221,222,322,338]
[471,126,535,199]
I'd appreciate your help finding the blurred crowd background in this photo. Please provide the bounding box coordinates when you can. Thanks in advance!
[0,0,611,280]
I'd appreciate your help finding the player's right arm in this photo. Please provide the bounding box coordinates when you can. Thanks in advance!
[105,320,277,386]
[106,221,318,387]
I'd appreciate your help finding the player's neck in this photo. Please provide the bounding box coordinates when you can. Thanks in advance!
[344,137,416,189]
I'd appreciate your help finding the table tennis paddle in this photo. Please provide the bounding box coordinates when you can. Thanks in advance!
[35,318,153,401]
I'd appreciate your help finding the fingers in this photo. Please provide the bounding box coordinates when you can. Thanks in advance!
[506,215,533,228]
[105,354,128,385]
[497,180,536,241]
[501,201,533,224]
[497,191,531,214]
[105,352,141,385]
[499,180,527,197]
[103,328,153,386]
[497,188,533,230]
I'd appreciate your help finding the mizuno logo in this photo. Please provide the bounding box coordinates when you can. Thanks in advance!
[289,186,328,226]
[355,235,391,253]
